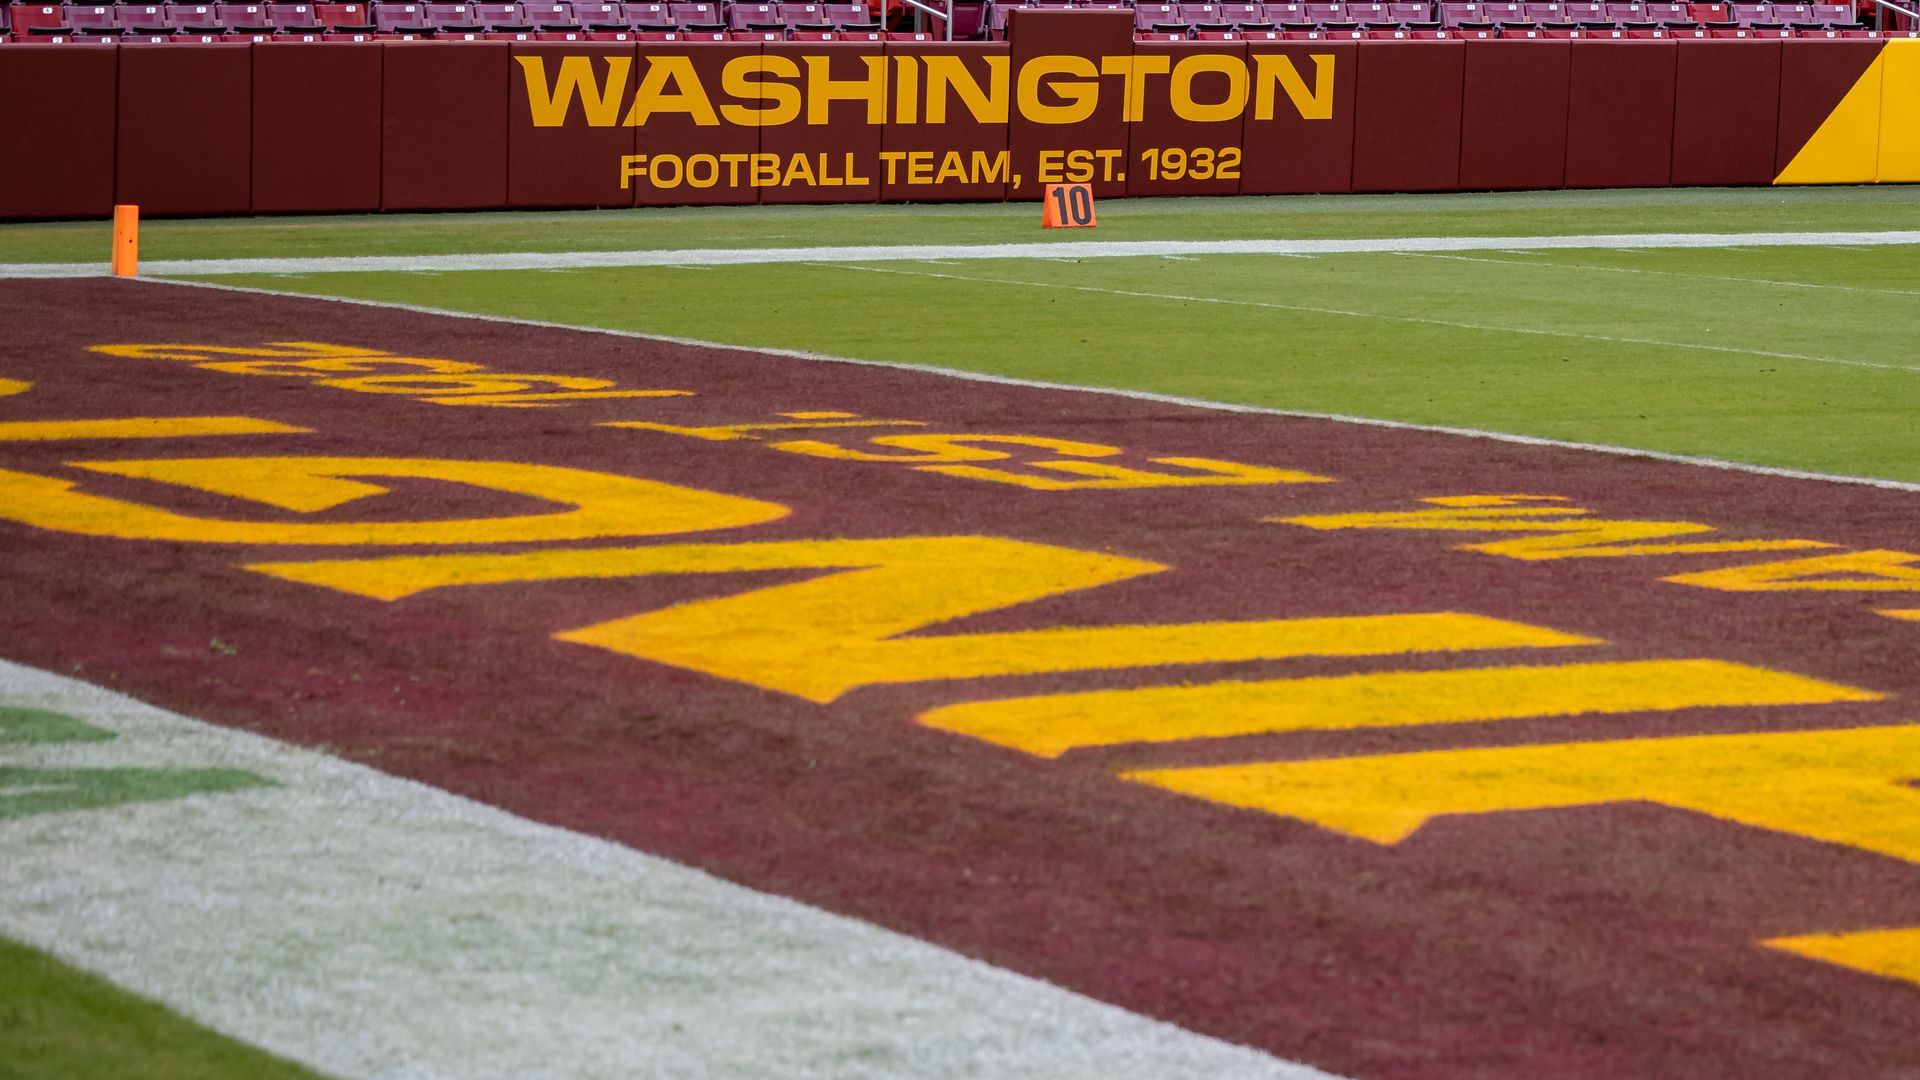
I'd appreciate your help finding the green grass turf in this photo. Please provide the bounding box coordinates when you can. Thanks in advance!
[2,185,1919,263]
[0,935,326,1080]
[197,237,1920,483]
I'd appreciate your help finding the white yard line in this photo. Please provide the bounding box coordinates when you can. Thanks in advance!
[0,659,1342,1080]
[1399,251,1920,298]
[141,277,1920,494]
[4,229,1920,279]
[827,263,1920,375]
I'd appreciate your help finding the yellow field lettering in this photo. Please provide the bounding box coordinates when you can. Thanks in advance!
[768,432,1332,490]
[0,418,308,442]
[920,658,1872,757]
[1278,493,1830,560]
[1765,926,1920,990]
[0,457,784,545]
[89,341,690,410]
[1665,550,1920,592]
[250,537,1571,703]
[1126,724,1916,861]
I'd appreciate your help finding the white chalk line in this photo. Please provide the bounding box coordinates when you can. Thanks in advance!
[136,276,1920,495]
[0,659,1342,1080]
[4,228,1920,278]
[825,262,1920,375]
[1397,251,1920,299]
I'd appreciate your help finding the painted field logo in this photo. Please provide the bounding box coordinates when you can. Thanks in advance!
[4,298,1919,1079]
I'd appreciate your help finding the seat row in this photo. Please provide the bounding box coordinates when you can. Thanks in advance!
[1,0,918,33]
[1131,20,1877,32]
[1104,0,1857,27]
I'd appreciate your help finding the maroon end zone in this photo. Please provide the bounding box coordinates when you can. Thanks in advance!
[2,278,1918,1078]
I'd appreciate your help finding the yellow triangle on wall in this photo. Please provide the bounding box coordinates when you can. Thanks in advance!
[1878,39,1920,181]
[1775,51,1885,185]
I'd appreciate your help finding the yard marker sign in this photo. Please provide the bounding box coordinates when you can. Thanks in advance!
[1,278,1917,1079]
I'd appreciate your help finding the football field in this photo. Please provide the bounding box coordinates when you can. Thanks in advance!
[2,186,1918,1079]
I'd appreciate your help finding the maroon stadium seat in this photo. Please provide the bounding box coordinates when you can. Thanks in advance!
[470,1,529,25]
[777,1,830,25]
[62,6,122,34]
[622,2,675,25]
[166,4,228,30]
[726,1,780,26]
[372,3,431,30]
[569,2,623,26]
[216,3,276,28]
[267,3,324,28]
[521,1,577,26]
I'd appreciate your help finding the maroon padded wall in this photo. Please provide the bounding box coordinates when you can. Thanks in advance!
[1239,41,1356,194]
[1671,39,1782,185]
[1564,40,1675,187]
[1125,41,1248,197]
[879,43,1011,201]
[0,47,117,220]
[508,42,639,208]
[1350,41,1464,192]
[760,42,886,204]
[1459,39,1569,191]
[252,43,382,213]
[1005,9,1133,200]
[382,42,509,211]
[117,45,252,216]
[1775,38,1881,172]
[632,44,763,206]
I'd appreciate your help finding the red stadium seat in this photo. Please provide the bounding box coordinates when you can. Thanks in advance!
[522,1,577,26]
[267,3,324,29]
[470,1,531,26]
[312,2,375,27]
[8,4,69,35]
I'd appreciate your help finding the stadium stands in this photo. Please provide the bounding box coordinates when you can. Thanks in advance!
[0,0,1887,41]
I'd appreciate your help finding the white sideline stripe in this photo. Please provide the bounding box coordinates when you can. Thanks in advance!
[830,262,1920,374]
[0,659,1343,1080]
[4,228,1920,278]
[144,277,1920,494]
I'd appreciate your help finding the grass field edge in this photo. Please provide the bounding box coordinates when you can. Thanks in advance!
[136,276,1920,496]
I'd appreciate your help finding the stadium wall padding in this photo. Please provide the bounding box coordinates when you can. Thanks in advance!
[116,44,253,217]
[1564,40,1676,188]
[1459,39,1569,191]
[0,46,116,220]
[1671,40,1782,185]
[3,35,1915,220]
[252,44,384,213]
[1351,39,1463,192]
[877,43,1011,201]
[382,42,510,211]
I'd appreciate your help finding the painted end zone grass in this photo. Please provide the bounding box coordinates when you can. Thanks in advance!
[0,936,324,1080]
[198,236,1920,484]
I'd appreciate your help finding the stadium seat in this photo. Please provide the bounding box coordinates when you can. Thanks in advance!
[60,5,121,34]
[266,3,324,28]
[568,2,622,26]
[1809,2,1854,21]
[312,2,374,27]
[423,2,484,27]
[163,4,226,30]
[620,2,674,25]
[10,0,70,32]
[469,2,530,27]
[522,1,577,26]
[216,3,276,28]
[777,1,830,25]
[1688,0,1728,17]
[372,3,431,30]
[726,1,776,25]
